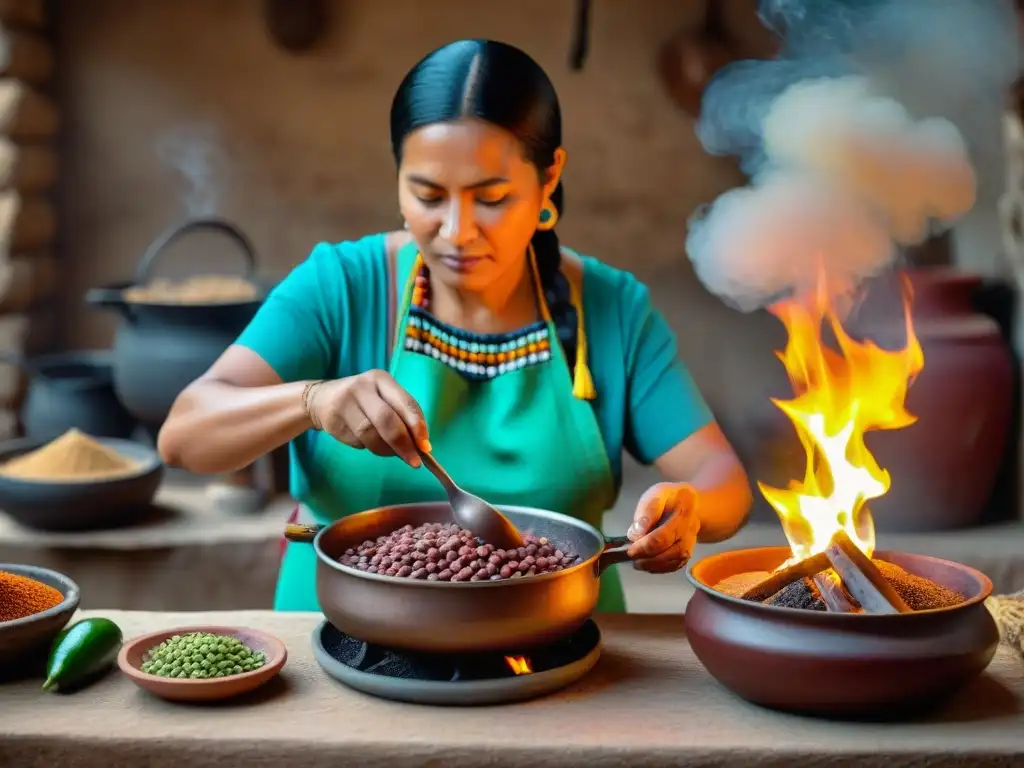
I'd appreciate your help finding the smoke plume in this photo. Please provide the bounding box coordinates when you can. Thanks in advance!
[686,0,1021,313]
[155,122,227,219]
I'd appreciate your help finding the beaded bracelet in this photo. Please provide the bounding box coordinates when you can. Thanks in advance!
[301,380,324,431]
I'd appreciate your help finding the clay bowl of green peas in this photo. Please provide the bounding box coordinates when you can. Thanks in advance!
[117,625,287,702]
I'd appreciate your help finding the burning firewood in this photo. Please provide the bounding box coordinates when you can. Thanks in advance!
[739,552,831,602]
[765,578,827,611]
[732,531,922,614]
[824,531,912,614]
[713,571,770,597]
[812,569,860,614]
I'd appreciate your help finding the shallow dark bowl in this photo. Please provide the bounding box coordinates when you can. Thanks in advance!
[684,547,999,717]
[0,437,164,531]
[0,564,80,674]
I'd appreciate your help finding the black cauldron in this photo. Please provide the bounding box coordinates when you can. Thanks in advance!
[85,217,269,432]
[1,350,136,441]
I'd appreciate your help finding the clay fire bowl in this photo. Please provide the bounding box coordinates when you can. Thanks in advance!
[118,625,287,702]
[685,547,999,717]
[0,564,80,674]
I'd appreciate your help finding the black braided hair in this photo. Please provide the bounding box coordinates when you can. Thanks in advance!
[389,39,577,369]
[530,182,577,367]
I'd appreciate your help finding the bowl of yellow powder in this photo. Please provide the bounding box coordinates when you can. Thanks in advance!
[0,563,80,675]
[0,429,163,531]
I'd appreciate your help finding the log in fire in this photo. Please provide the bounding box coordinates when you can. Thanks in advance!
[716,530,964,613]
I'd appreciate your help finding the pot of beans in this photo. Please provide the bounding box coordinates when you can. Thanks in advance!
[284,502,667,654]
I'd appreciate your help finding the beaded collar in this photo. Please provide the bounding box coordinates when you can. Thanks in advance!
[398,248,597,399]
[404,263,553,381]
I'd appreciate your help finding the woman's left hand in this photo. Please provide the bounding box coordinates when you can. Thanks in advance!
[626,482,701,573]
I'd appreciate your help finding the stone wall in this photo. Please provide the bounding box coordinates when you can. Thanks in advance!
[44,0,1014,524]
[50,0,795,489]
[0,0,58,439]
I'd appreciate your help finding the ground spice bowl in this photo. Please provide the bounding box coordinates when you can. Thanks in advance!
[0,564,80,677]
[0,436,163,531]
[118,625,287,702]
[684,547,999,717]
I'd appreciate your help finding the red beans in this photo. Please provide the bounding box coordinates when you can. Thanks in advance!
[337,522,582,581]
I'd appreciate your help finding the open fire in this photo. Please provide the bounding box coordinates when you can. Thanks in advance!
[714,271,965,614]
[504,655,532,675]
[760,271,923,564]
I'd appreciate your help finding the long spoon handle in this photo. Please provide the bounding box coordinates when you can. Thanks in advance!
[417,449,459,496]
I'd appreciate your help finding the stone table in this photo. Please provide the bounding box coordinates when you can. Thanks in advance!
[2,610,1023,767]
[0,483,294,610]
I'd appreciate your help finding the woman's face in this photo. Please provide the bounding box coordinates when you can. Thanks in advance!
[398,118,564,292]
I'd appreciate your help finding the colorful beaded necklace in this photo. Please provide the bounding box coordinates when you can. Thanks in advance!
[399,246,597,399]
[404,261,552,382]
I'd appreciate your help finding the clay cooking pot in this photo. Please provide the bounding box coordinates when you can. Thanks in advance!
[853,267,1015,532]
[685,547,999,715]
[284,502,667,654]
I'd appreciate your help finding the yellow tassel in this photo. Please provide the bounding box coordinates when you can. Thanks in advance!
[572,353,597,400]
[568,272,597,401]
[518,246,596,400]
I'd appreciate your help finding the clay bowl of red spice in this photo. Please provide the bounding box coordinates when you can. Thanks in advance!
[685,547,999,717]
[0,563,81,674]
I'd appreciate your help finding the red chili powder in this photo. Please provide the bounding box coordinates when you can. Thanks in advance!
[0,571,64,622]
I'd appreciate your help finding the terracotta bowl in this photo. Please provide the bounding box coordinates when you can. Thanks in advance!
[685,547,999,716]
[118,625,287,702]
[0,564,80,674]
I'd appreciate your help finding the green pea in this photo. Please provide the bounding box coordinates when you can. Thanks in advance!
[141,632,265,678]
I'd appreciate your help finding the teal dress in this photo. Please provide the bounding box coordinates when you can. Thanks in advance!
[236,234,713,612]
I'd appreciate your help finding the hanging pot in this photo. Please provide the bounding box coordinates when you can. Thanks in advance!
[0,350,137,441]
[85,217,267,430]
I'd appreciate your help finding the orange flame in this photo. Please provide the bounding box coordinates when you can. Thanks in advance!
[759,272,924,563]
[504,655,532,675]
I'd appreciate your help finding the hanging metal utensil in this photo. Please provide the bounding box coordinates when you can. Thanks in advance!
[568,0,592,71]
[657,0,739,119]
[264,0,329,54]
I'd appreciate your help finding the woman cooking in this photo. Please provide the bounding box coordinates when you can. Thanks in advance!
[157,39,753,613]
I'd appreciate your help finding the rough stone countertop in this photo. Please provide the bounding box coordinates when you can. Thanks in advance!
[1,610,1023,767]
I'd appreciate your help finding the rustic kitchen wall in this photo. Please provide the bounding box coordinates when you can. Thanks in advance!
[53,0,793,496]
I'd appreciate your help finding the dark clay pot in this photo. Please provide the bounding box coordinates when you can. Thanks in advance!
[852,268,1014,532]
[1,350,136,441]
[685,546,998,717]
[85,218,266,429]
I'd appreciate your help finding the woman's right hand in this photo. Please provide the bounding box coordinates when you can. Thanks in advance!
[308,370,430,467]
